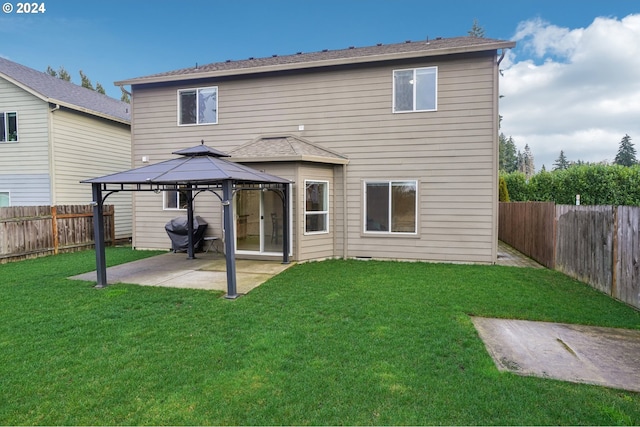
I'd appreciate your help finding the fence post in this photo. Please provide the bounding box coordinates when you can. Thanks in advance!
[611,206,618,298]
[51,206,59,255]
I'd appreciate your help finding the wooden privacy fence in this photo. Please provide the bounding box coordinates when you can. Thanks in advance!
[498,202,556,269]
[499,202,640,310]
[0,205,114,263]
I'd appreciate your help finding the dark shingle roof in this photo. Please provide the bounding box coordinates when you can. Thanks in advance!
[117,36,515,86]
[0,57,130,123]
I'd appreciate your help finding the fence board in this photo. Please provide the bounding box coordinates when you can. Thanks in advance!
[555,205,614,295]
[0,205,114,263]
[500,202,640,310]
[498,202,555,268]
[615,206,640,308]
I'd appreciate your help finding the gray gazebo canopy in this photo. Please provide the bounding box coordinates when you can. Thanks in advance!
[83,141,291,298]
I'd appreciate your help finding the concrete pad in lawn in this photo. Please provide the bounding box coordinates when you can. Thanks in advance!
[472,317,640,392]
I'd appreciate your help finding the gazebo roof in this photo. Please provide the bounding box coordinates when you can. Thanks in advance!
[83,143,290,186]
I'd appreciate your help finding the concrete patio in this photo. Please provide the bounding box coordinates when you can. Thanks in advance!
[71,251,294,295]
[71,241,541,296]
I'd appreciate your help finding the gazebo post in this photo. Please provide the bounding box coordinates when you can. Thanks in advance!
[92,183,107,288]
[222,179,238,298]
[186,184,195,259]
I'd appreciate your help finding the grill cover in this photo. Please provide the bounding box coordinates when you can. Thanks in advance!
[165,216,208,252]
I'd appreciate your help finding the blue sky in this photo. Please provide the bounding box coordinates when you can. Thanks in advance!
[1,0,639,169]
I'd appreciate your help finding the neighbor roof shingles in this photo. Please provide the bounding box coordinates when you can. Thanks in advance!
[117,36,515,85]
[0,57,130,123]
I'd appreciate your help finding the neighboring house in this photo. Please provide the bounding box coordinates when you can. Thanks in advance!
[0,57,132,240]
[116,36,515,263]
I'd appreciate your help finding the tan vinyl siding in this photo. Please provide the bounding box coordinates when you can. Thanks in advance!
[0,79,50,174]
[51,108,132,239]
[131,51,498,263]
[132,162,297,256]
[297,164,335,261]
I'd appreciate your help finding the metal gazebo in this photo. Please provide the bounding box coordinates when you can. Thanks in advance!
[82,142,291,298]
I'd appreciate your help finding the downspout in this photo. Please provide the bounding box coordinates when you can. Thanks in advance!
[492,49,509,264]
[342,163,348,260]
[497,48,507,66]
[118,84,135,247]
[48,103,61,205]
[118,85,132,97]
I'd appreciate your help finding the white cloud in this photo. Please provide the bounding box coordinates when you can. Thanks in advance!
[500,14,640,170]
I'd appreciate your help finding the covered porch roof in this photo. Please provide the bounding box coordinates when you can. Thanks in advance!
[229,135,349,165]
[83,141,292,299]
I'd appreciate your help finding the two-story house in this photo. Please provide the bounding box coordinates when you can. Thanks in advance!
[0,58,132,240]
[115,36,515,263]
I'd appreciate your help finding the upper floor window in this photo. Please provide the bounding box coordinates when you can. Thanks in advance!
[364,180,417,234]
[178,87,218,125]
[305,180,329,234]
[0,112,18,142]
[393,67,437,113]
[164,185,188,210]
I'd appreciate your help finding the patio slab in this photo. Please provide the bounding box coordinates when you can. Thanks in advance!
[472,316,640,392]
[70,251,293,295]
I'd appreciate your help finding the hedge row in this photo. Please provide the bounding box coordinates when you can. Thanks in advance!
[501,165,640,206]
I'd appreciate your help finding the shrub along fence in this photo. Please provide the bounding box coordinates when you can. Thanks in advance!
[0,205,114,263]
[499,202,640,310]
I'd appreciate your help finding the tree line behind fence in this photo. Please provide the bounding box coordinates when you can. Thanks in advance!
[499,202,640,310]
[0,205,114,263]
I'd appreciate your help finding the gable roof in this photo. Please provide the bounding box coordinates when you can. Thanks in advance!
[229,135,349,165]
[0,57,130,124]
[117,36,515,86]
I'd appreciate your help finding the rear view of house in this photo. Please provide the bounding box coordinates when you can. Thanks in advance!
[116,36,515,263]
[0,58,132,240]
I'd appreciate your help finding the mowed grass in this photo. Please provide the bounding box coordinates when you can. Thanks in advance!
[0,248,639,425]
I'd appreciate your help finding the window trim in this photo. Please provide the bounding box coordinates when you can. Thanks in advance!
[392,67,437,113]
[363,179,418,235]
[177,86,218,126]
[163,186,188,211]
[304,179,329,235]
[0,111,18,142]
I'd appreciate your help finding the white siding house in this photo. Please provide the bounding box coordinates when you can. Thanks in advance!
[116,36,515,263]
[0,58,132,240]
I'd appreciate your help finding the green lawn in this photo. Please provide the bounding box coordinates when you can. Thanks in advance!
[0,248,639,425]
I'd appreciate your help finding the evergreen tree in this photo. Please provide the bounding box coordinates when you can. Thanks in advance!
[553,150,570,170]
[468,19,485,38]
[79,70,94,90]
[614,134,637,167]
[499,133,518,173]
[120,87,131,104]
[56,66,71,81]
[46,66,114,98]
[45,66,71,82]
[517,144,535,178]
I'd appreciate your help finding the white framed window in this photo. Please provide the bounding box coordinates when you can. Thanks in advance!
[364,180,417,234]
[0,112,18,142]
[0,191,10,207]
[178,86,218,125]
[305,180,329,234]
[163,186,188,210]
[393,67,437,113]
